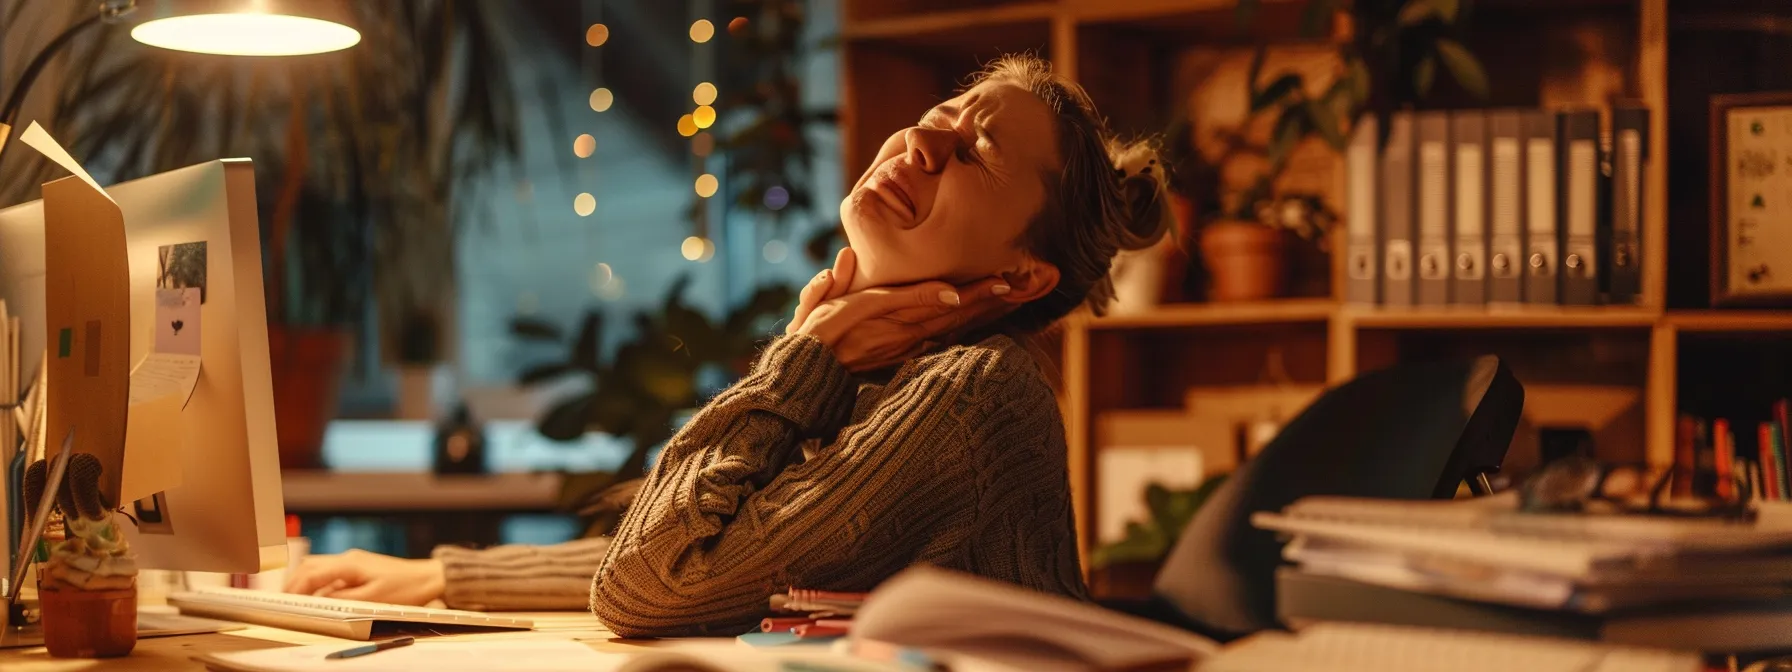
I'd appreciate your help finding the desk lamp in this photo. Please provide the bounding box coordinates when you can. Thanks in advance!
[0,0,360,161]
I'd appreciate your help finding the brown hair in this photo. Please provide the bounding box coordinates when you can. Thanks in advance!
[971,54,1172,334]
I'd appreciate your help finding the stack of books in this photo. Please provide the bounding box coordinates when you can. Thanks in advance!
[1255,492,1792,652]
[1676,403,1792,501]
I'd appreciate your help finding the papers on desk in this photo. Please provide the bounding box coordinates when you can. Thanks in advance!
[195,640,628,672]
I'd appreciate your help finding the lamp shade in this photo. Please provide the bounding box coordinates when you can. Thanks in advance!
[130,0,360,56]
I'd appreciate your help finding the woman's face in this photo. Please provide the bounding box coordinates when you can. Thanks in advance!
[839,81,1060,291]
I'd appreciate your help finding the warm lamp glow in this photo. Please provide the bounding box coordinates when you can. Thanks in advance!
[574,193,597,216]
[694,174,718,198]
[693,82,717,106]
[585,23,609,47]
[677,114,699,138]
[573,134,596,158]
[692,132,714,157]
[132,14,360,56]
[693,105,716,129]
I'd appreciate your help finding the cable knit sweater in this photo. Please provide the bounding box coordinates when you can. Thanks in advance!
[431,332,1087,637]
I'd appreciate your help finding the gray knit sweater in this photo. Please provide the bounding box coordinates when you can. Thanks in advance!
[431,332,1087,637]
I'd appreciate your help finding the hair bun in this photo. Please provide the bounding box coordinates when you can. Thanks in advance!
[1106,138,1173,252]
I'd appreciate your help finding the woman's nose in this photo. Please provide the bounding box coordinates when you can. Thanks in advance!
[904,127,958,174]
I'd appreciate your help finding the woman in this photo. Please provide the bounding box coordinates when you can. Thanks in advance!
[284,54,1170,638]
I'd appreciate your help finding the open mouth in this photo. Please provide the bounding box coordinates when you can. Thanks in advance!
[869,168,917,222]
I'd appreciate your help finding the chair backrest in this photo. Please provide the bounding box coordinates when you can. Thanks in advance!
[1151,355,1524,639]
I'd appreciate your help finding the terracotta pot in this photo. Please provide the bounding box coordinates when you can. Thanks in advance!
[1198,220,1289,302]
[39,586,137,658]
[267,327,353,470]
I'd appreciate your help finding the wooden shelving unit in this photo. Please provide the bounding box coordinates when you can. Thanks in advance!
[839,0,1791,567]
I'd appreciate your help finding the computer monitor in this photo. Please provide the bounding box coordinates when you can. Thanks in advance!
[0,158,286,575]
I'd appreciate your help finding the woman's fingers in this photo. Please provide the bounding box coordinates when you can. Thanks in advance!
[787,268,835,334]
[821,247,857,303]
[913,277,1015,337]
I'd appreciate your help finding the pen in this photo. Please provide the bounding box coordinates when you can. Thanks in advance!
[324,636,414,660]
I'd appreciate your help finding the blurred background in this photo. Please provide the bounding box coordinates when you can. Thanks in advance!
[5,0,1792,601]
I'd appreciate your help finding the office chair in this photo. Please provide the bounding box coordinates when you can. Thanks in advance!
[1122,355,1524,641]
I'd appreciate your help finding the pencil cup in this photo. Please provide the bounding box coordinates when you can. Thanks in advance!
[39,584,137,658]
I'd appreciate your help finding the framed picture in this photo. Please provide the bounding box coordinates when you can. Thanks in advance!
[1711,92,1792,306]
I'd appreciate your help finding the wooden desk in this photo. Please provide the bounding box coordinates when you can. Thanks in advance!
[0,612,702,671]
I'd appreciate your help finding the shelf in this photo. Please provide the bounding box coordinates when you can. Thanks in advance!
[1068,0,1324,43]
[1664,310,1792,333]
[282,471,563,512]
[1343,306,1663,330]
[1085,298,1336,329]
[842,3,1056,43]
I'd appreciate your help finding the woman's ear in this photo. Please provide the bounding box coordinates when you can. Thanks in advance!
[1001,261,1060,304]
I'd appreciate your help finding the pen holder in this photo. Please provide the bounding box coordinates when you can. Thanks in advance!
[39,584,136,658]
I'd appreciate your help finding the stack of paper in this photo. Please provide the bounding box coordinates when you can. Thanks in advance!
[1257,492,1792,650]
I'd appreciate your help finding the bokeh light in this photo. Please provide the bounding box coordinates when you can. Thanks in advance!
[585,23,608,47]
[694,174,718,198]
[681,236,706,261]
[764,186,790,210]
[692,132,714,157]
[573,134,596,158]
[677,114,698,137]
[728,17,749,35]
[689,19,714,43]
[693,82,717,106]
[693,105,716,129]
[763,240,788,263]
[699,239,715,262]
[574,192,596,216]
[589,263,614,296]
[589,88,613,112]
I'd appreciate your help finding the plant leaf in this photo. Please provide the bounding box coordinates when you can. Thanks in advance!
[1268,106,1306,170]
[1299,0,1337,39]
[539,393,596,442]
[1252,74,1304,113]
[518,362,578,385]
[1348,57,1371,108]
[1398,0,1439,25]
[1435,38,1489,99]
[1414,54,1437,99]
[1247,46,1268,103]
[510,317,563,342]
[1305,98,1348,151]
[571,311,604,370]
[1429,0,1461,22]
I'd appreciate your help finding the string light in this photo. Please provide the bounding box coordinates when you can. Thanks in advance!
[589,263,614,296]
[693,105,716,129]
[574,192,596,216]
[573,134,596,158]
[589,88,613,112]
[694,174,718,198]
[681,236,706,261]
[693,82,717,106]
[699,238,715,262]
[692,132,714,157]
[728,16,749,35]
[585,23,608,47]
[677,114,698,137]
[764,186,789,210]
[763,240,788,263]
[689,19,714,43]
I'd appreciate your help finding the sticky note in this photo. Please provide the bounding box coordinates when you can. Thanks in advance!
[57,328,70,358]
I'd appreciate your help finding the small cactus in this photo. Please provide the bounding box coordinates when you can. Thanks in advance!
[21,453,137,592]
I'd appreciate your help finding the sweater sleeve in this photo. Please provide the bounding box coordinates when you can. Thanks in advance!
[589,333,983,638]
[432,536,613,611]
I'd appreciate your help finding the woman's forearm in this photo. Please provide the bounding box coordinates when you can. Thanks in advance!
[433,536,612,611]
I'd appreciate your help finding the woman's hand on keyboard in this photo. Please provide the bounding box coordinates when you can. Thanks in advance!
[283,549,447,606]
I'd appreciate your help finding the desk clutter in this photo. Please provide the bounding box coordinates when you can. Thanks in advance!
[1257,490,1792,653]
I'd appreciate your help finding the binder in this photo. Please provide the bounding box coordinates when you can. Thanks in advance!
[1522,110,1559,305]
[1415,112,1452,306]
[1450,110,1488,306]
[1559,110,1600,305]
[1345,115,1380,305]
[1380,112,1417,308]
[1608,104,1649,304]
[1487,111,1525,304]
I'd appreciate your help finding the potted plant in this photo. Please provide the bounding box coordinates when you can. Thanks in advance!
[1187,0,1488,302]
[13,2,527,468]
[511,276,795,537]
[24,454,138,659]
[1089,475,1229,598]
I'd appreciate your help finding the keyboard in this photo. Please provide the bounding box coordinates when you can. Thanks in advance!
[167,586,534,640]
